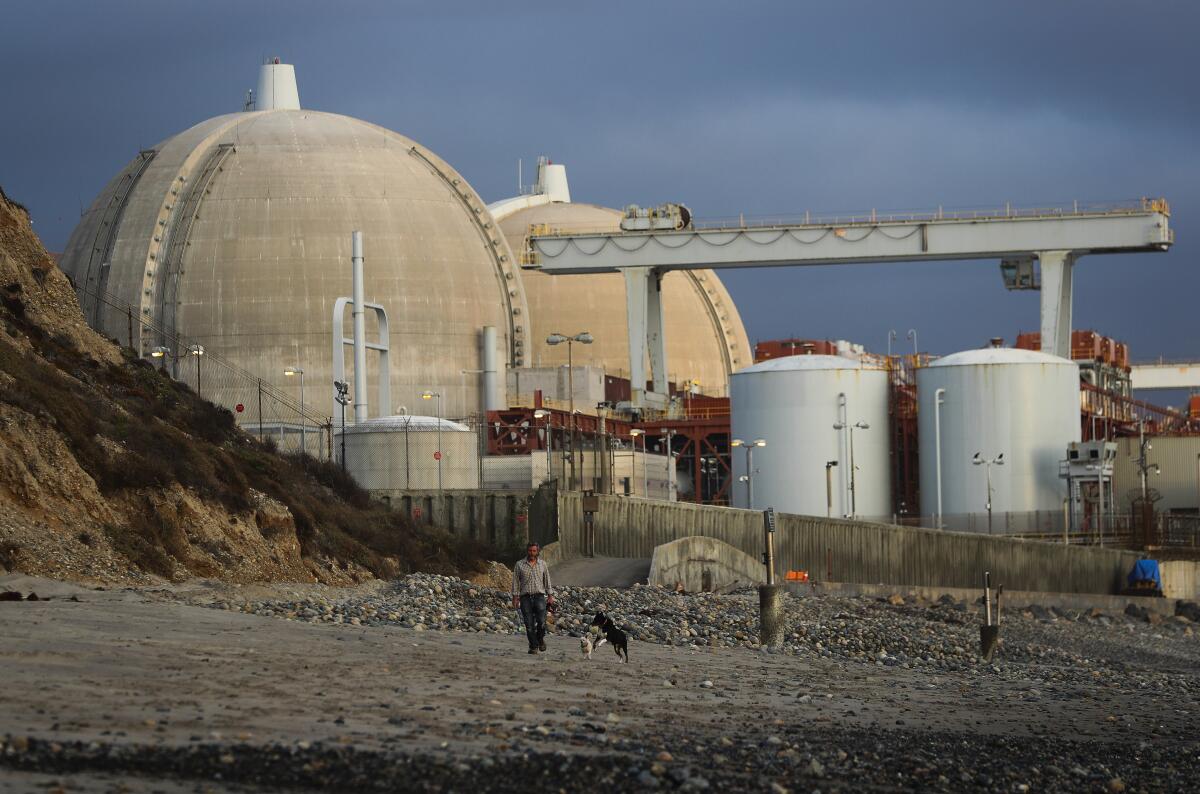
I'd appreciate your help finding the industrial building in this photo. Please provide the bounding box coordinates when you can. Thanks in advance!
[57,59,1199,549]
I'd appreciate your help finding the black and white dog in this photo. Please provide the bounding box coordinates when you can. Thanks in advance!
[589,612,629,663]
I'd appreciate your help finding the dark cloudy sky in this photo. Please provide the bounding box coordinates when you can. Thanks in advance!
[2,1,1197,376]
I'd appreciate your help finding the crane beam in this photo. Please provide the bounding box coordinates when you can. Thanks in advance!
[524,200,1173,408]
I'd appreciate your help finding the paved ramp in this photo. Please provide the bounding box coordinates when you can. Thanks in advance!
[551,556,650,588]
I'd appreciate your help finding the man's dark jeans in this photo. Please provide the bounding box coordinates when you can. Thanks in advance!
[519,593,547,650]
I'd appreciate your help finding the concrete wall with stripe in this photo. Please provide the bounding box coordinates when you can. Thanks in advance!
[554,492,1143,595]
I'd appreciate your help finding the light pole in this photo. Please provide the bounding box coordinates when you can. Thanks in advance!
[285,367,306,455]
[832,421,869,518]
[534,408,551,484]
[934,387,946,529]
[659,428,676,500]
[187,344,205,398]
[731,438,767,509]
[825,460,838,518]
[334,380,350,471]
[906,328,918,356]
[1135,420,1160,502]
[546,331,593,491]
[972,452,1004,534]
[1085,461,1109,546]
[421,391,443,491]
[887,330,897,357]
[630,429,645,497]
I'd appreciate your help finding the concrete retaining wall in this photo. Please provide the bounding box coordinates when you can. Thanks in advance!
[376,489,534,555]
[557,492,1143,595]
[648,536,765,592]
[1161,560,1200,600]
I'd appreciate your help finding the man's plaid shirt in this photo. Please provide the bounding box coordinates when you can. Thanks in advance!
[511,558,554,597]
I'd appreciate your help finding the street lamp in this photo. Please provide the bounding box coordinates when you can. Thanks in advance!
[630,429,646,497]
[832,421,869,518]
[731,438,767,509]
[186,344,205,398]
[334,380,350,471]
[906,328,918,356]
[533,408,551,484]
[284,367,306,456]
[421,390,443,492]
[659,428,676,501]
[825,460,839,518]
[151,346,172,373]
[546,331,593,490]
[972,452,1004,534]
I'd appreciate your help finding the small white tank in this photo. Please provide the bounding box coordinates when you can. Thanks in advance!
[338,415,478,491]
[730,355,891,519]
[917,348,1079,526]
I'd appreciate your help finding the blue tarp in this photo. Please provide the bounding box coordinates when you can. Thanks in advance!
[1127,559,1162,589]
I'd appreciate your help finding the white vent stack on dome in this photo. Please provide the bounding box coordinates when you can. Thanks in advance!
[535,158,571,203]
[254,58,300,110]
[729,355,891,519]
[916,347,1080,529]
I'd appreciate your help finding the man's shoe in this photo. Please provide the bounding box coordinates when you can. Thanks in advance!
[528,648,537,655]
[538,641,546,652]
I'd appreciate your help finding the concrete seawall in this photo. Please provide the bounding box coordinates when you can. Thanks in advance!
[556,492,1144,595]
[369,486,1193,597]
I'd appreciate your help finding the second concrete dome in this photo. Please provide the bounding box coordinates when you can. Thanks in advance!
[491,163,750,396]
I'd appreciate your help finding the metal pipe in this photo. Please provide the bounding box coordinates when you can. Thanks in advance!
[351,231,367,423]
[836,392,848,516]
[934,387,946,529]
[481,326,500,411]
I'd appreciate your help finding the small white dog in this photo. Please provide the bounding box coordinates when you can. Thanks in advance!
[579,627,607,659]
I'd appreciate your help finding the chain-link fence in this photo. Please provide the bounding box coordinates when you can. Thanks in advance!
[336,416,676,498]
[77,284,334,459]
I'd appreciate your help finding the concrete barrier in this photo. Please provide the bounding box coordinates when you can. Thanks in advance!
[375,489,534,556]
[1161,560,1200,600]
[647,536,764,592]
[556,492,1143,595]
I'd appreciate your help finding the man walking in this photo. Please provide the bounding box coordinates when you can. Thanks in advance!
[511,542,555,654]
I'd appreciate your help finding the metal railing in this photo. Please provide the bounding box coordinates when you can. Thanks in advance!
[527,198,1170,239]
[911,509,1200,550]
[691,198,1170,231]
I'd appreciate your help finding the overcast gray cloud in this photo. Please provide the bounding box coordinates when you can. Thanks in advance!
[1,0,1197,381]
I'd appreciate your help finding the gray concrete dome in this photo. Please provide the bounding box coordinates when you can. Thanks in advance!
[61,103,524,421]
[491,174,750,396]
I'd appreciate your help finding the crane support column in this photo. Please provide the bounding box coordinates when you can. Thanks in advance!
[646,269,668,396]
[624,267,668,408]
[1039,250,1075,359]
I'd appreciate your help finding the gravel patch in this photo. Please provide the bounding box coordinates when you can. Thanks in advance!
[172,573,1200,694]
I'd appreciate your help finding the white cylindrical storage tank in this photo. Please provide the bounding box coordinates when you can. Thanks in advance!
[339,415,479,491]
[916,348,1080,530]
[730,356,891,519]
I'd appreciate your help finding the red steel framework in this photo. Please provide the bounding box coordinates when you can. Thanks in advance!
[485,393,734,505]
